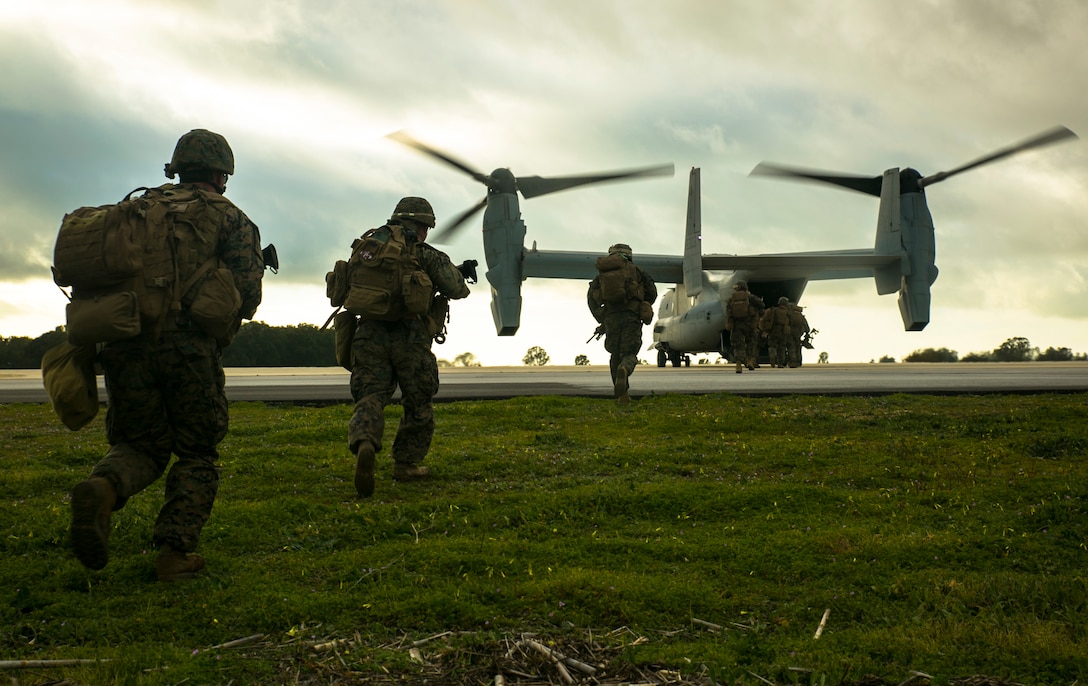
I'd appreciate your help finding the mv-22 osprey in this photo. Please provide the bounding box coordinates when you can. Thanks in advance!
[390,127,1076,365]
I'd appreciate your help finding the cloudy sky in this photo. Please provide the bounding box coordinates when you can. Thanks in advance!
[3,0,1086,366]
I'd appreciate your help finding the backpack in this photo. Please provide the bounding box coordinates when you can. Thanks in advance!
[788,304,807,331]
[728,289,750,319]
[595,253,643,307]
[53,185,239,346]
[336,224,432,321]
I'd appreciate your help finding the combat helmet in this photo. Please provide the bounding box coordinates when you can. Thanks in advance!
[734,280,748,290]
[608,243,633,258]
[391,196,436,228]
[164,129,235,179]
[778,296,789,305]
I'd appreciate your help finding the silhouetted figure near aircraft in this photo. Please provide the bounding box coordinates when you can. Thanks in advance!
[336,197,470,498]
[748,294,766,368]
[725,281,762,374]
[587,243,657,403]
[760,297,792,368]
[787,300,811,367]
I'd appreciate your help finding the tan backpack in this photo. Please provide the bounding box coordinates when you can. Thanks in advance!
[53,185,239,346]
[329,224,433,321]
[728,289,750,319]
[595,253,643,306]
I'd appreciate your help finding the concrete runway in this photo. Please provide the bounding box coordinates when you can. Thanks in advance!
[4,362,1087,404]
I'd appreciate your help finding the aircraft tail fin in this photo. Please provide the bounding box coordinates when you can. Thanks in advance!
[683,167,702,297]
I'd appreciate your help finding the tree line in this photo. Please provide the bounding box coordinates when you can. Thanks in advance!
[896,337,1086,363]
[0,323,338,369]
[1,327,1083,370]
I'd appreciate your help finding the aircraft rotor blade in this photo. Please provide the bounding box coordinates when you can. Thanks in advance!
[750,162,884,197]
[430,197,488,244]
[516,163,675,199]
[919,125,1078,188]
[386,130,493,186]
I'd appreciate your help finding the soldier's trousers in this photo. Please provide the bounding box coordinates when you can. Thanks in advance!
[603,310,644,383]
[730,321,755,364]
[767,331,789,367]
[95,332,227,553]
[349,320,438,466]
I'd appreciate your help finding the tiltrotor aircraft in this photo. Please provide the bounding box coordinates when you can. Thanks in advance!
[390,126,1076,366]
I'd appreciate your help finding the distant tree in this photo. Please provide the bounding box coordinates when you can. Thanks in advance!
[904,347,959,363]
[879,355,896,363]
[0,327,67,369]
[818,352,829,364]
[222,322,336,367]
[436,358,452,367]
[961,351,993,362]
[1037,346,1074,362]
[453,352,481,367]
[993,337,1037,362]
[574,354,590,366]
[522,346,550,366]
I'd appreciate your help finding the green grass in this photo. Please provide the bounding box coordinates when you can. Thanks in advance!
[2,393,1087,685]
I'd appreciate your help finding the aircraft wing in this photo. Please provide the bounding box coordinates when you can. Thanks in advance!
[522,247,901,284]
[701,250,902,281]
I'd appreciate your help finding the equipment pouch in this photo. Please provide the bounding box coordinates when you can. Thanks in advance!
[401,270,433,317]
[326,260,349,307]
[424,294,450,341]
[333,310,357,371]
[41,341,99,431]
[639,300,654,325]
[189,267,242,341]
[66,292,141,346]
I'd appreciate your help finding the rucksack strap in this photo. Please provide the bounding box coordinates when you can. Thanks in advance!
[175,255,220,310]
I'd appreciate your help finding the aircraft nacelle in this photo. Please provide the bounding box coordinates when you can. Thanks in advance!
[481,185,527,336]
[873,168,938,331]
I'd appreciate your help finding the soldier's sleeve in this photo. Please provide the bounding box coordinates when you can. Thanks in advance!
[587,278,605,323]
[219,205,264,321]
[640,269,658,305]
[420,246,470,300]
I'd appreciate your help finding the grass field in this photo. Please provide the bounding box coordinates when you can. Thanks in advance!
[2,392,1087,685]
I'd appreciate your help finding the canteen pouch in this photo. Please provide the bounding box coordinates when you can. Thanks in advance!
[639,300,654,325]
[189,266,242,341]
[401,269,433,317]
[66,292,141,346]
[326,259,349,308]
[334,310,357,371]
[41,341,99,431]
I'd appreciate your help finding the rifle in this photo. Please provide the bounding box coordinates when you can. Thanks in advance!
[455,259,479,284]
[262,244,279,273]
[586,323,605,344]
[802,328,819,349]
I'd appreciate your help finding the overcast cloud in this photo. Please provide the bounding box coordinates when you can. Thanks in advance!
[2,0,1085,365]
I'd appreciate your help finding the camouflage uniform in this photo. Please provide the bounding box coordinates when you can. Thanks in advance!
[587,245,657,399]
[747,294,766,368]
[71,130,263,579]
[759,299,791,368]
[93,184,263,552]
[348,222,470,472]
[725,282,761,373]
[787,303,810,368]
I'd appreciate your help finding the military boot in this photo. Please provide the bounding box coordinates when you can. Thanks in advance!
[735,361,743,374]
[156,546,206,582]
[354,442,376,498]
[394,464,431,481]
[70,477,116,571]
[614,368,630,403]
